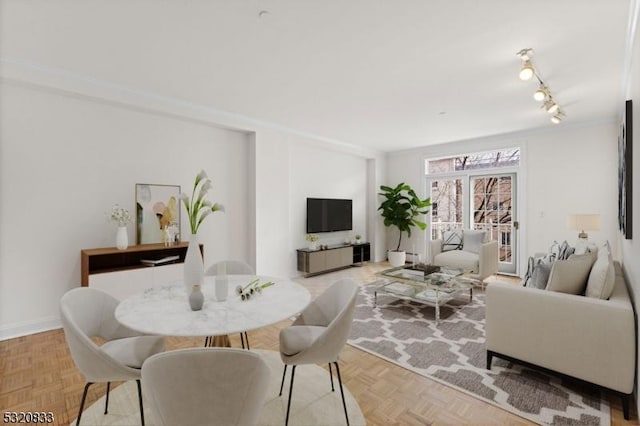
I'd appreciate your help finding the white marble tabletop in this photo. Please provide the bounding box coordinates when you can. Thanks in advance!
[114,275,311,337]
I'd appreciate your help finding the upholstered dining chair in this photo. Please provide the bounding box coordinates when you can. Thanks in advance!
[142,348,270,426]
[60,287,165,426]
[205,259,255,349]
[278,278,359,426]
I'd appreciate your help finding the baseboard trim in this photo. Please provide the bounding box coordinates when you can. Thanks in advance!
[0,317,61,341]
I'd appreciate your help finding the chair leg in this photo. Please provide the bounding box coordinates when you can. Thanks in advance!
[334,362,349,426]
[76,382,93,426]
[486,351,493,370]
[285,365,296,426]
[329,363,335,391]
[244,332,250,350]
[136,379,145,426]
[240,332,245,349]
[204,336,209,347]
[104,382,111,414]
[279,365,288,396]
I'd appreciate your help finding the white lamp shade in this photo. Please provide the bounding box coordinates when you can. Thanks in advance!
[567,214,601,232]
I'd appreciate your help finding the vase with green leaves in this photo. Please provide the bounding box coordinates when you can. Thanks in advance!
[179,170,225,292]
[378,182,431,266]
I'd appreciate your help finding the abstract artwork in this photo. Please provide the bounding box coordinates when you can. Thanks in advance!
[135,184,181,244]
[618,100,633,239]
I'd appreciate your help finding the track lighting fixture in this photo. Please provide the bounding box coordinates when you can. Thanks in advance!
[516,48,565,123]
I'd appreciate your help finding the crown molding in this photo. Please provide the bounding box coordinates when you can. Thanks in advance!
[0,57,382,160]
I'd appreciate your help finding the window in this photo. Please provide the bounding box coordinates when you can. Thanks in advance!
[426,148,520,175]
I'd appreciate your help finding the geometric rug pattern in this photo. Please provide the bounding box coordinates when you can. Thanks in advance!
[347,282,610,426]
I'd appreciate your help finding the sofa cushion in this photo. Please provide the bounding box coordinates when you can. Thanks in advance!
[462,230,486,254]
[586,246,615,299]
[442,230,463,252]
[433,250,479,273]
[546,253,596,295]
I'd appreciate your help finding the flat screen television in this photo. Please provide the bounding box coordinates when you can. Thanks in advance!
[307,198,352,233]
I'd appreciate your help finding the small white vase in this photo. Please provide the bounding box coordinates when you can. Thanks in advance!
[116,226,128,250]
[183,233,204,293]
[308,242,318,250]
[215,276,228,301]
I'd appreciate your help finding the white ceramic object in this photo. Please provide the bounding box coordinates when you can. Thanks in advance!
[183,233,204,293]
[388,250,406,267]
[215,276,228,301]
[116,226,128,250]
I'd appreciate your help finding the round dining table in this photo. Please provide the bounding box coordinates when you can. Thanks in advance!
[114,275,311,346]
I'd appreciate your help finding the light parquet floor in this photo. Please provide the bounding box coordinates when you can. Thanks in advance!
[0,262,636,425]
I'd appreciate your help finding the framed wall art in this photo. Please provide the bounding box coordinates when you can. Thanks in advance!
[618,99,633,239]
[135,183,181,244]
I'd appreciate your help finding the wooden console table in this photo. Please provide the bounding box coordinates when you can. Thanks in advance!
[297,242,370,276]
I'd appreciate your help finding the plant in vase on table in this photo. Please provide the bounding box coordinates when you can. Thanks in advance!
[378,182,431,267]
[179,170,225,299]
[109,204,131,250]
[306,233,319,250]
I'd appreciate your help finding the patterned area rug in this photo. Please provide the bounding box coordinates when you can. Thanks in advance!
[348,282,610,426]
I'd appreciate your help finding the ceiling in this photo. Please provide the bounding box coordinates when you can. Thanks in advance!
[0,1,633,152]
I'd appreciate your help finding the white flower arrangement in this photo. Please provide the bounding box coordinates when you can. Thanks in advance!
[109,204,131,227]
[179,170,225,235]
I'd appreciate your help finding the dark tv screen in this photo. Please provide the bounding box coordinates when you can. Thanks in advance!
[307,198,352,233]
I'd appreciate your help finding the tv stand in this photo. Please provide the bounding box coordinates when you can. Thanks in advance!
[297,243,370,277]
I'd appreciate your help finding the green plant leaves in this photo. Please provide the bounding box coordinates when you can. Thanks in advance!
[378,182,431,251]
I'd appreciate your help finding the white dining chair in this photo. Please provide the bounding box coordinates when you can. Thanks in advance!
[278,278,359,426]
[205,259,255,349]
[142,348,270,426]
[60,287,165,425]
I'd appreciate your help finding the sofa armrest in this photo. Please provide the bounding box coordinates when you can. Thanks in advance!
[429,239,442,264]
[478,240,499,280]
[486,281,635,393]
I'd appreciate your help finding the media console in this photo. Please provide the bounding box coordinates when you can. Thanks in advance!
[296,242,370,277]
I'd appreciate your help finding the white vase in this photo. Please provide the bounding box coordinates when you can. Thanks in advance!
[388,250,406,267]
[215,276,228,301]
[116,226,128,250]
[183,233,204,293]
[308,242,318,250]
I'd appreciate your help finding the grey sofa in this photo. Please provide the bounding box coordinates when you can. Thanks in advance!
[486,261,635,419]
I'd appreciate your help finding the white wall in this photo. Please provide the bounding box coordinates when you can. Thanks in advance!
[620,0,640,411]
[386,121,618,274]
[0,63,386,339]
[0,81,252,338]
[288,142,368,276]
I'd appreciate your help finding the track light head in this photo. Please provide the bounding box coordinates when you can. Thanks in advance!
[533,85,547,102]
[551,111,565,124]
[519,61,535,80]
[545,100,559,114]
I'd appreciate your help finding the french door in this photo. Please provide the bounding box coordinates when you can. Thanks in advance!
[428,172,517,274]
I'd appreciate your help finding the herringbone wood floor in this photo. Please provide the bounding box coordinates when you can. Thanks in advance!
[1,263,636,425]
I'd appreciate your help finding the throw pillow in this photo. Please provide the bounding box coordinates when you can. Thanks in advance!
[557,240,575,260]
[546,253,596,295]
[526,258,552,289]
[586,245,616,299]
[442,230,463,252]
[462,230,486,254]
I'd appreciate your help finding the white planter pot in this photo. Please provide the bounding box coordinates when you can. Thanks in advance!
[388,250,406,267]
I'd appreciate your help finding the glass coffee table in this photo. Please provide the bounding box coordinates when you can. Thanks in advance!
[374,265,477,324]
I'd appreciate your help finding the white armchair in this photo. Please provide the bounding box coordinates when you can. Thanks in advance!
[429,230,499,281]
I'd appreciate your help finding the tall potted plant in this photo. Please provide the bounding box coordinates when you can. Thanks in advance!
[378,182,431,267]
